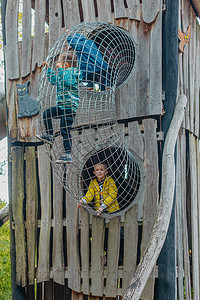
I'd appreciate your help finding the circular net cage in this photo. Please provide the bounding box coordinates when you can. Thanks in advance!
[38,21,144,218]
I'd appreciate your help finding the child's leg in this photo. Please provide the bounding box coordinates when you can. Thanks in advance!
[43,106,60,135]
[60,110,75,153]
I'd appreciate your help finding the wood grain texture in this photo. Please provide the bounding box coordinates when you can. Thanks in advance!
[11,146,26,286]
[104,217,120,297]
[91,216,105,296]
[66,191,81,292]
[22,0,32,77]
[81,0,96,22]
[79,207,90,295]
[96,0,113,22]
[114,0,127,19]
[127,0,140,20]
[63,0,80,29]
[49,0,62,49]
[52,169,64,285]
[194,20,199,137]
[37,145,52,283]
[128,121,144,160]
[32,0,46,71]
[5,0,19,79]
[142,0,160,24]
[25,147,38,285]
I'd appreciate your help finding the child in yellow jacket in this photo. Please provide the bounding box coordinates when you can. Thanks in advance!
[77,162,119,216]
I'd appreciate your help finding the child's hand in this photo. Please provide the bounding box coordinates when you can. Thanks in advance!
[77,199,84,208]
[56,61,63,69]
[43,61,49,67]
[97,207,104,216]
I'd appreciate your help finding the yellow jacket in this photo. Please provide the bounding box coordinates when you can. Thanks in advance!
[82,175,119,213]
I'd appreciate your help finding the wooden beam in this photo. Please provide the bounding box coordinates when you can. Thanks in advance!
[0,204,9,227]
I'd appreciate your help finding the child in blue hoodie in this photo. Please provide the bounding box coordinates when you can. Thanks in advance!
[37,52,82,163]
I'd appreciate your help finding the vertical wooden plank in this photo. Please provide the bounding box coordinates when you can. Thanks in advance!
[189,133,199,300]
[128,121,144,160]
[71,290,83,300]
[6,79,18,140]
[25,147,38,285]
[49,0,62,49]
[96,0,113,22]
[91,216,105,296]
[175,134,184,300]
[81,0,96,22]
[140,119,158,299]
[66,192,81,292]
[104,217,120,297]
[5,0,19,79]
[63,0,80,29]
[22,0,32,77]
[127,0,140,21]
[27,285,35,300]
[44,280,53,300]
[114,0,127,19]
[149,10,162,115]
[54,282,65,300]
[79,207,90,295]
[180,128,192,300]
[11,146,27,286]
[122,205,138,296]
[194,21,199,137]
[32,0,46,71]
[142,0,160,24]
[37,145,52,283]
[53,169,65,285]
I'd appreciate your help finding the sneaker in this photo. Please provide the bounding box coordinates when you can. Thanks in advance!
[56,153,72,164]
[36,134,54,145]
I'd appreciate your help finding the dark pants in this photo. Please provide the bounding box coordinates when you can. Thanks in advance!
[43,106,75,153]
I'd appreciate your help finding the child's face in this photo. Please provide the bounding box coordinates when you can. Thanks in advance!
[93,164,108,181]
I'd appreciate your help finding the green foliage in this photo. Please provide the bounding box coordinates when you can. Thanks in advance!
[0,199,12,299]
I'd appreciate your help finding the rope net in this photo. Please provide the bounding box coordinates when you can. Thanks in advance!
[38,22,143,217]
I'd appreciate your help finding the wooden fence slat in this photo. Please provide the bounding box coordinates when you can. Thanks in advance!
[25,147,38,285]
[37,145,52,283]
[63,0,80,29]
[49,0,62,49]
[44,280,53,300]
[140,118,158,299]
[54,282,65,300]
[6,79,18,140]
[96,0,113,22]
[79,207,90,295]
[189,133,200,300]
[114,0,127,19]
[66,191,81,292]
[149,10,162,115]
[122,205,138,296]
[128,121,144,160]
[11,146,27,286]
[127,0,140,21]
[91,216,105,296]
[22,0,32,77]
[142,0,160,24]
[104,216,120,297]
[52,169,64,285]
[5,0,19,79]
[175,134,184,300]
[81,0,96,22]
[194,21,199,137]
[32,0,46,71]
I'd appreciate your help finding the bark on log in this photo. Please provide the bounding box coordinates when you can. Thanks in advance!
[0,204,9,227]
[123,94,187,300]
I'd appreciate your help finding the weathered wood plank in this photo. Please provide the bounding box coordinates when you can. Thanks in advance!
[104,216,120,297]
[5,0,19,79]
[37,145,52,283]
[63,0,80,29]
[32,0,46,71]
[149,11,162,115]
[175,134,184,300]
[81,0,96,22]
[91,216,105,296]
[71,290,83,300]
[189,133,200,300]
[194,21,199,137]
[128,121,144,160]
[25,147,38,285]
[52,169,64,285]
[44,280,53,300]
[11,146,26,286]
[142,0,160,24]
[96,0,113,22]
[127,0,140,21]
[79,207,90,295]
[49,0,62,49]
[22,0,32,77]
[66,191,81,292]
[114,0,127,19]
[54,282,65,300]
[122,205,138,296]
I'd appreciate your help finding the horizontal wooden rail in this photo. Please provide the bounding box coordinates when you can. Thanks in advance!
[123,94,187,300]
